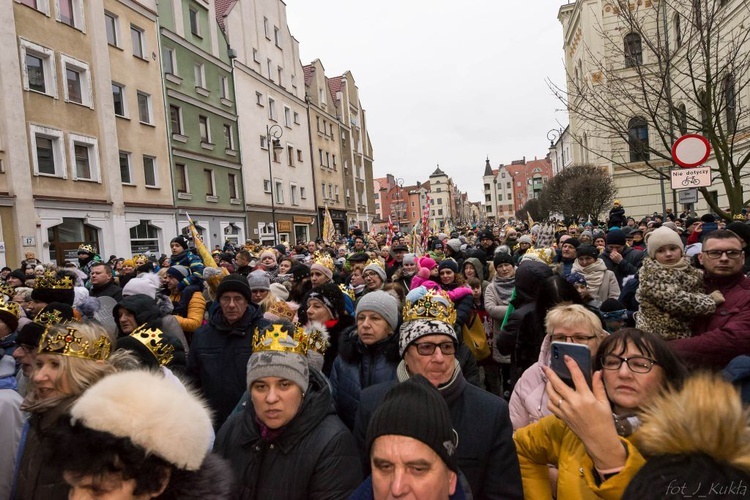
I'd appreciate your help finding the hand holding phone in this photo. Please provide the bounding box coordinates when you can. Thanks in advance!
[550,342,592,389]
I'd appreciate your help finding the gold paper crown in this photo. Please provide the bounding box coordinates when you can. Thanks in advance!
[38,325,111,361]
[128,325,175,366]
[522,247,556,266]
[34,272,74,290]
[0,284,15,299]
[252,323,309,355]
[365,258,384,269]
[34,308,71,326]
[312,252,335,271]
[265,300,296,322]
[339,283,355,302]
[734,214,746,220]
[78,243,96,254]
[402,289,457,324]
[0,298,21,320]
[302,322,330,354]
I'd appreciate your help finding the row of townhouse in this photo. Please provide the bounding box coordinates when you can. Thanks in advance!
[482,156,553,223]
[0,0,375,267]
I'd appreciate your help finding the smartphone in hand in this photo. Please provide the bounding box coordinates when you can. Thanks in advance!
[550,342,592,389]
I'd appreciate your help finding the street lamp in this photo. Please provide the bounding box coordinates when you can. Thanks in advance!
[266,124,284,246]
[395,177,404,231]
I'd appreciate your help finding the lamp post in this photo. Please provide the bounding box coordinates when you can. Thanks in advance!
[394,177,404,232]
[547,128,561,175]
[266,124,284,246]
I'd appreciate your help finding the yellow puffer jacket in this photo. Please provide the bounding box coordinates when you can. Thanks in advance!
[514,414,646,499]
[170,290,206,334]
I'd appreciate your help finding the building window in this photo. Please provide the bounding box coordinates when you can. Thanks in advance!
[129,221,160,254]
[199,116,210,143]
[274,26,281,47]
[223,124,234,150]
[277,66,283,87]
[674,13,682,48]
[284,106,291,127]
[263,17,270,39]
[290,183,298,205]
[62,55,92,107]
[57,0,83,30]
[437,198,442,204]
[69,134,99,181]
[321,182,326,199]
[194,63,205,89]
[175,163,188,193]
[275,180,284,204]
[287,145,294,166]
[724,73,736,134]
[204,169,215,196]
[300,187,306,199]
[297,149,303,162]
[31,126,65,177]
[624,33,642,67]
[220,76,229,100]
[228,173,238,199]
[267,58,273,81]
[119,151,132,184]
[628,117,650,162]
[293,112,299,124]
[21,40,56,96]
[162,47,176,75]
[256,92,264,106]
[105,12,118,46]
[263,179,271,193]
[169,105,182,135]
[20,0,50,14]
[319,149,324,166]
[131,25,145,59]
[332,155,337,169]
[268,97,276,120]
[143,156,157,187]
[137,91,152,124]
[189,8,201,37]
[112,83,126,117]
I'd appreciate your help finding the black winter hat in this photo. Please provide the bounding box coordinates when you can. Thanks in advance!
[576,244,600,259]
[514,260,554,300]
[466,248,487,264]
[600,298,626,313]
[700,213,716,223]
[8,269,25,282]
[438,259,459,274]
[479,230,494,241]
[170,235,190,250]
[366,375,458,472]
[216,274,251,302]
[307,282,345,319]
[605,230,626,246]
[347,252,369,263]
[493,252,514,268]
[291,264,310,281]
[563,237,581,248]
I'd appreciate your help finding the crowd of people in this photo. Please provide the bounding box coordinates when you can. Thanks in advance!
[1,202,750,499]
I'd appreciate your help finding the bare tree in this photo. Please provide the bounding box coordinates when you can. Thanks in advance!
[551,0,750,219]
[538,165,617,221]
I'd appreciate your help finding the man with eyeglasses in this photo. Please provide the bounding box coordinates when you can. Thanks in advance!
[188,274,270,430]
[670,230,750,369]
[354,288,523,499]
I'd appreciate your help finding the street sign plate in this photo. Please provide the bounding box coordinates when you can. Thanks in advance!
[671,166,712,189]
[678,189,698,204]
[672,134,711,168]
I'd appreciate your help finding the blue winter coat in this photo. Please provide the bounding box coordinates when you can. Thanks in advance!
[330,328,400,429]
[170,250,205,290]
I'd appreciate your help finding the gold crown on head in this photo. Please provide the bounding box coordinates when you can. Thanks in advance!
[402,289,457,324]
[34,308,72,326]
[302,322,330,354]
[0,284,15,299]
[365,258,384,269]
[34,272,74,290]
[129,325,175,366]
[252,323,309,356]
[38,325,111,361]
[339,283,355,302]
[265,300,296,322]
[0,298,21,320]
[312,252,335,271]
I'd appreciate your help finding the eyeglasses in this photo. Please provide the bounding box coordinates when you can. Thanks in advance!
[363,271,380,279]
[702,249,743,259]
[550,333,597,344]
[601,354,658,373]
[412,341,456,356]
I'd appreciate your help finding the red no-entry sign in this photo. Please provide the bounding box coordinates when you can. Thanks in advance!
[672,134,711,168]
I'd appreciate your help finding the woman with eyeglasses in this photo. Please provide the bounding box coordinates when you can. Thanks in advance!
[636,226,723,340]
[514,328,687,499]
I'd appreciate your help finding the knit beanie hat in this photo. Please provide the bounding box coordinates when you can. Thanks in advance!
[566,272,587,286]
[445,238,461,253]
[269,282,289,301]
[727,222,750,248]
[563,237,581,249]
[402,253,416,265]
[291,264,310,281]
[166,265,189,282]
[170,235,190,251]
[259,249,277,262]
[493,251,514,268]
[363,262,387,282]
[247,270,271,291]
[518,235,533,245]
[576,244,599,259]
[437,259,459,274]
[69,370,212,471]
[418,257,438,271]
[311,261,333,281]
[122,275,159,299]
[246,322,309,393]
[606,230,626,246]
[399,288,458,357]
[366,375,458,472]
[9,269,26,282]
[645,226,685,258]
[355,290,400,332]
[216,274,251,302]
[307,282,345,319]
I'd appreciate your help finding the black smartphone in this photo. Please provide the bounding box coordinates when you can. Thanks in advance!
[550,342,592,389]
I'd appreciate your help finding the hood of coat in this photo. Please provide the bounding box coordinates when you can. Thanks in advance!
[464,257,485,282]
[243,367,335,451]
[513,260,553,306]
[155,292,174,316]
[338,325,400,364]
[113,294,161,328]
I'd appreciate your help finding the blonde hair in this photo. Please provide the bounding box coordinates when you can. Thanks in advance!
[545,303,604,338]
[22,322,116,413]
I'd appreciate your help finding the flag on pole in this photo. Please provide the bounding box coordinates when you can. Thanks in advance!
[527,212,535,229]
[322,204,336,245]
[386,215,394,247]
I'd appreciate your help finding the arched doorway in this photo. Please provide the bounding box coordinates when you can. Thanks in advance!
[47,218,100,265]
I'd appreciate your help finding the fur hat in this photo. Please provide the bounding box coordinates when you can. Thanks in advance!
[216,274,251,302]
[70,370,213,471]
[307,283,345,319]
[645,226,684,259]
[356,290,400,332]
[170,235,190,251]
[247,270,271,291]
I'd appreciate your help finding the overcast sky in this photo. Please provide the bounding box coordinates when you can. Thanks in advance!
[285,1,569,202]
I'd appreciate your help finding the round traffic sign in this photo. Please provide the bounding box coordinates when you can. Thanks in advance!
[672,134,711,168]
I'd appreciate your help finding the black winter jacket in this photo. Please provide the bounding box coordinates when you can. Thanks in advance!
[330,328,399,429]
[601,246,645,287]
[188,305,268,429]
[321,314,356,377]
[214,369,363,500]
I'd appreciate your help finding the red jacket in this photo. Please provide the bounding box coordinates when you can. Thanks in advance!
[670,273,750,369]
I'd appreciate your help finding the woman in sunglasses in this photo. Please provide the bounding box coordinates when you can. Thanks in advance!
[514,328,687,499]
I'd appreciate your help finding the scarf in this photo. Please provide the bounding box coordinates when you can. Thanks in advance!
[572,259,607,294]
[491,276,515,304]
[397,359,466,405]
